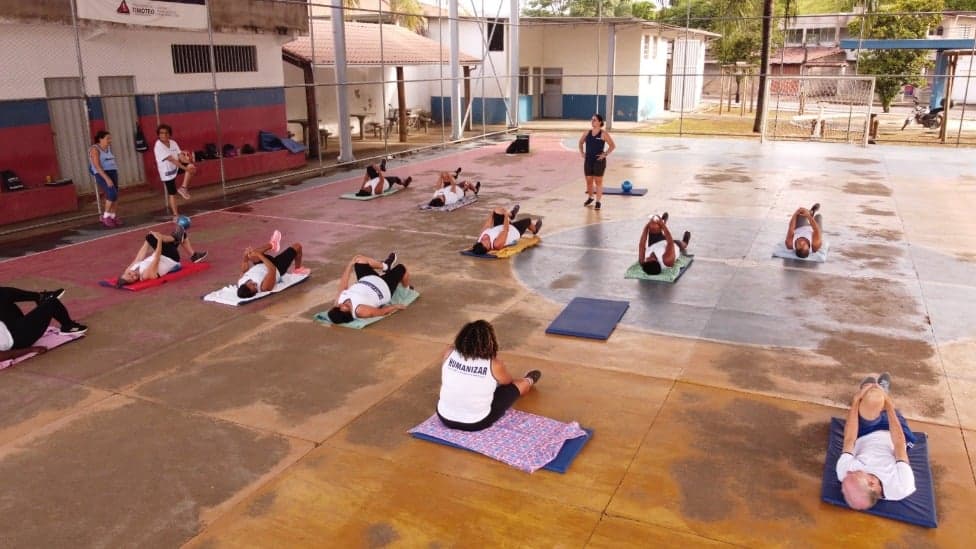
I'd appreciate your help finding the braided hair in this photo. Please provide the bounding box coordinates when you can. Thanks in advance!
[453,320,499,360]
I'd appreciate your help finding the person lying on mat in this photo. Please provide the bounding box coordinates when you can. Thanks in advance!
[356,160,412,197]
[325,252,410,324]
[237,231,308,299]
[116,229,207,287]
[785,203,823,258]
[0,287,87,362]
[638,212,691,275]
[469,205,543,256]
[428,170,479,208]
[436,319,542,432]
[837,373,916,510]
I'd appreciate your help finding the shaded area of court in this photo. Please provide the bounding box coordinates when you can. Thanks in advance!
[1,134,974,547]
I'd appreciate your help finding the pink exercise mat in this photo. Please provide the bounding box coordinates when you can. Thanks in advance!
[1,327,85,371]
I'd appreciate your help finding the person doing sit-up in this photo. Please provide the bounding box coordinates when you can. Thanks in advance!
[0,287,87,362]
[638,212,691,275]
[428,169,479,208]
[356,160,412,197]
[785,203,823,258]
[116,228,207,287]
[237,230,308,299]
[436,319,541,432]
[469,205,543,256]
[837,373,917,510]
[325,253,411,324]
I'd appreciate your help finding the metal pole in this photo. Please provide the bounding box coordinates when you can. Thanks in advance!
[331,1,355,162]
[605,23,616,131]
[69,0,99,210]
[508,0,520,128]
[305,5,321,162]
[954,49,975,147]
[449,0,462,140]
[204,1,227,193]
[379,2,389,150]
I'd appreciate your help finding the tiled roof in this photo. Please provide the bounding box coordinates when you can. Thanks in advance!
[284,21,481,66]
[770,47,846,65]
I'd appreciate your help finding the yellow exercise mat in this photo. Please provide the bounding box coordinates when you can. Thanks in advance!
[461,236,541,259]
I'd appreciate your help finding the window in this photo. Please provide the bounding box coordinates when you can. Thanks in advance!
[171,45,258,74]
[652,36,659,58]
[806,28,835,45]
[642,35,650,60]
[519,67,530,94]
[487,20,504,52]
[784,29,804,45]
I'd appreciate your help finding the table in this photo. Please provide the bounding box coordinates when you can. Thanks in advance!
[351,114,367,141]
[287,118,310,146]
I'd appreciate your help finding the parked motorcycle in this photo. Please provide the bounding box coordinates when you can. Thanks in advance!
[901,98,944,130]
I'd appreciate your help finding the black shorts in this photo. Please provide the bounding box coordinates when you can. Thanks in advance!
[583,157,606,177]
[353,262,406,292]
[437,383,521,432]
[145,233,181,263]
[264,247,297,275]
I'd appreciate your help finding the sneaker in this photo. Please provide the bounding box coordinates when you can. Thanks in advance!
[454,167,462,178]
[532,219,543,234]
[269,230,282,254]
[383,252,398,272]
[525,370,542,385]
[859,376,877,390]
[60,322,88,335]
[110,217,123,227]
[878,372,891,394]
[177,186,191,199]
[380,159,387,171]
[292,266,311,276]
[682,231,692,246]
[584,197,594,207]
[474,181,481,195]
[510,204,520,218]
[38,289,66,303]
[190,251,208,263]
[402,176,412,188]
[101,217,115,228]
[810,203,821,215]
[594,201,601,210]
[662,212,669,223]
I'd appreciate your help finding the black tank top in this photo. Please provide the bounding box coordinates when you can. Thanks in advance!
[584,130,605,161]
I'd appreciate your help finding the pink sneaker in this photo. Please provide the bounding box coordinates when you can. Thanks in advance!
[177,186,191,199]
[292,267,311,275]
[101,217,115,228]
[269,230,282,254]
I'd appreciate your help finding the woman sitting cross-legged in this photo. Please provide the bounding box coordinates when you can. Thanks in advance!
[436,319,541,432]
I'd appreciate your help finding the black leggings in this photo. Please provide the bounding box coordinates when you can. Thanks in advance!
[353,262,406,292]
[438,384,521,432]
[491,213,532,235]
[145,233,181,263]
[262,247,297,275]
[0,287,74,349]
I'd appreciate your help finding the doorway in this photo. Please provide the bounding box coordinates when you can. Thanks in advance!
[542,68,563,118]
[98,76,146,187]
[44,77,91,194]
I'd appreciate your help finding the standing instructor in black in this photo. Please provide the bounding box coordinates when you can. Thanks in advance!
[578,113,616,211]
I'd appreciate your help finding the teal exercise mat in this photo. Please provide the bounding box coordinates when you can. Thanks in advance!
[625,254,694,283]
[340,186,403,200]
[313,286,419,329]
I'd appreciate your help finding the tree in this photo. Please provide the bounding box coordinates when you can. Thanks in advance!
[945,0,976,8]
[631,1,657,19]
[389,0,425,33]
[522,0,635,16]
[848,0,944,112]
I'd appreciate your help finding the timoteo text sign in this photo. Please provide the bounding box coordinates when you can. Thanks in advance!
[77,0,208,30]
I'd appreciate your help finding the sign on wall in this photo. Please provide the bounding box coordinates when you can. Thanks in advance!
[77,0,208,30]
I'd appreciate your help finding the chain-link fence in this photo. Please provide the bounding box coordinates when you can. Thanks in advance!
[0,0,974,232]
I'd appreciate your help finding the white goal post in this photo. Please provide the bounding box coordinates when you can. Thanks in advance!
[760,75,876,146]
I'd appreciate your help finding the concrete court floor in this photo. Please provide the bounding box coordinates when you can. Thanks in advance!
[0,133,975,548]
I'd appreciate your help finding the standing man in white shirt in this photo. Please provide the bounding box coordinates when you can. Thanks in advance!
[837,373,917,510]
[154,124,197,220]
[785,203,823,258]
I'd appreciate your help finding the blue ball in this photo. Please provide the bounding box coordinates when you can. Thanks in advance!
[621,180,633,193]
[177,215,192,230]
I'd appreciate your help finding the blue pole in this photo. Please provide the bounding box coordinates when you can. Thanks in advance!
[931,51,949,110]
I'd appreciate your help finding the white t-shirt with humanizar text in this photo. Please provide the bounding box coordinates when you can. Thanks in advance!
[154,139,181,181]
[130,255,179,279]
[836,430,916,501]
[337,275,392,319]
[479,224,520,249]
[238,263,280,289]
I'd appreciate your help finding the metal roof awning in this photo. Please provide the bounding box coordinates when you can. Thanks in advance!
[839,38,976,50]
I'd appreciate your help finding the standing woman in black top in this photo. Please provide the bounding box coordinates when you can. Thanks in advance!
[578,113,616,211]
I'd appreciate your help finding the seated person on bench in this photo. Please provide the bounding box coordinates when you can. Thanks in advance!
[436,319,542,432]
[429,170,480,208]
[469,205,543,256]
[356,161,412,197]
[837,372,916,510]
[116,229,207,287]
[785,203,823,258]
[638,212,691,275]
[237,238,306,299]
[325,253,410,324]
[1,287,87,362]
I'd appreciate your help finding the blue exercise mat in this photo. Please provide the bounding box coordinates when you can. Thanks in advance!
[545,297,630,340]
[409,428,593,473]
[821,417,937,528]
[602,187,648,196]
